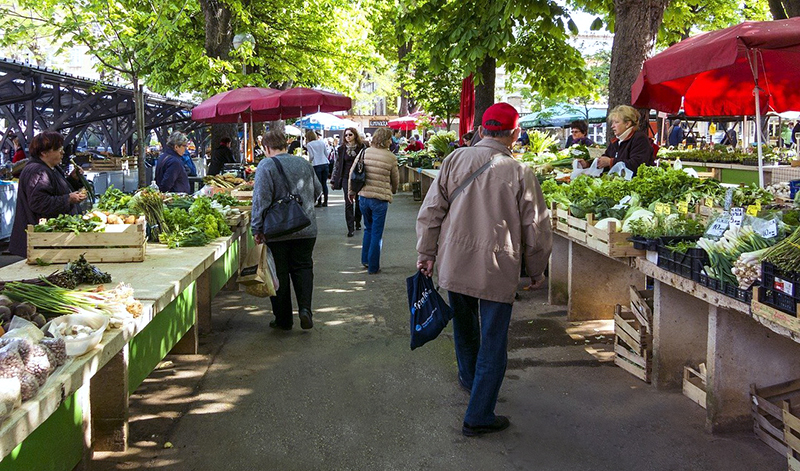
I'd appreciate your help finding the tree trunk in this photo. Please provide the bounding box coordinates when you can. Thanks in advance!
[398,41,411,116]
[200,0,236,160]
[769,0,788,19]
[607,0,670,142]
[474,56,496,130]
[133,78,148,188]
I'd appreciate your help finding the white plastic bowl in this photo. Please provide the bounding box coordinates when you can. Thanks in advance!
[43,313,109,357]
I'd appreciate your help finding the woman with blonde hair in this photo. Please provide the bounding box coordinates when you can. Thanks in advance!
[348,127,399,274]
[581,105,654,174]
[331,126,366,236]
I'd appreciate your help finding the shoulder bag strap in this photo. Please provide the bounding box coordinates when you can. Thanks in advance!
[449,155,503,203]
[270,157,294,195]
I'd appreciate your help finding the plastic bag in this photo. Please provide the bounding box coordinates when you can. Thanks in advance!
[608,161,634,180]
[570,158,603,181]
[407,272,454,350]
[0,377,22,420]
[241,245,279,297]
[3,316,44,343]
[43,313,109,357]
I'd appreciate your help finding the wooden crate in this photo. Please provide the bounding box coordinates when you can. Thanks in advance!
[630,285,654,332]
[231,189,253,201]
[27,219,147,264]
[784,401,800,470]
[751,379,800,457]
[550,203,644,258]
[90,157,138,171]
[683,365,707,409]
[613,304,652,383]
[751,287,800,335]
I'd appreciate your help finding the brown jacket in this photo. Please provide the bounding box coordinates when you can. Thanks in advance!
[415,139,552,304]
[348,147,399,202]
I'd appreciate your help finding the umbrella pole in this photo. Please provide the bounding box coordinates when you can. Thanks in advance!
[755,87,764,188]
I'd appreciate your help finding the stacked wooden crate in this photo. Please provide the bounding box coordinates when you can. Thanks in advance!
[613,286,654,383]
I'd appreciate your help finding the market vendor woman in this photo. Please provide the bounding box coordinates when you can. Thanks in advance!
[155,131,190,193]
[9,131,87,257]
[578,105,654,175]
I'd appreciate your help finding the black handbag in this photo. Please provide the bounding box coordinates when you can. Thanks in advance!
[349,148,366,193]
[260,158,312,238]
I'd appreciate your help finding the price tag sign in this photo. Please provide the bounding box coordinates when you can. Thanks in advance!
[724,188,734,211]
[746,205,759,216]
[759,220,778,239]
[705,197,715,208]
[730,207,744,228]
[619,195,632,205]
[707,216,729,237]
[654,203,671,216]
[677,201,689,215]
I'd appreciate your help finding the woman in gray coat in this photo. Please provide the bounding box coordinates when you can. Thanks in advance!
[252,130,322,330]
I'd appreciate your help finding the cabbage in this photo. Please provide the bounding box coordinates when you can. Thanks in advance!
[622,209,655,233]
[595,217,622,232]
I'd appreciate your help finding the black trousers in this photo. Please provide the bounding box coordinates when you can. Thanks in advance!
[266,238,316,328]
[313,164,329,204]
[341,178,361,232]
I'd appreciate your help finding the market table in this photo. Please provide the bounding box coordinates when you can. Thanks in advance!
[0,220,253,471]
[548,227,800,433]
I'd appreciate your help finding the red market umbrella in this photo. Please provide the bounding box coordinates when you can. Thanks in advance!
[458,75,475,145]
[631,18,800,186]
[191,87,281,123]
[388,112,424,131]
[250,87,352,119]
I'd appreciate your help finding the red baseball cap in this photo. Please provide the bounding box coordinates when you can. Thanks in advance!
[482,103,519,131]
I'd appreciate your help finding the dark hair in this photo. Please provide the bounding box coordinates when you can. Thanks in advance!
[262,130,287,150]
[29,131,64,159]
[220,137,231,145]
[462,131,474,142]
[342,127,364,147]
[570,120,588,135]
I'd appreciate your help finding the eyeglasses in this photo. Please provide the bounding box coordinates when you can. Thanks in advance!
[345,133,354,137]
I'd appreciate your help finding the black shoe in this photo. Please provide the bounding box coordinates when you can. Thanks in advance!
[355,223,361,230]
[269,320,291,331]
[462,416,510,437]
[299,308,313,330]
[458,374,471,393]
[347,231,355,237]
[322,202,328,207]
[368,269,381,275]
[315,202,322,207]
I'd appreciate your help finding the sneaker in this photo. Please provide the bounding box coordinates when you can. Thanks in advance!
[299,308,313,330]
[347,231,355,237]
[462,416,510,437]
[355,223,361,230]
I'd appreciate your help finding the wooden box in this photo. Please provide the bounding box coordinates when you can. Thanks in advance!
[613,304,652,383]
[751,287,800,336]
[784,401,800,470]
[27,219,147,264]
[230,189,253,201]
[751,379,800,457]
[683,365,707,409]
[550,203,645,258]
[630,285,654,331]
[90,157,138,171]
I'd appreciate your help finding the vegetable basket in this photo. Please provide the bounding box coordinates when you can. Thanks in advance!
[759,262,800,316]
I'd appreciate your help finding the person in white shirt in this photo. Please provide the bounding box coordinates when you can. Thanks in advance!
[306,130,330,207]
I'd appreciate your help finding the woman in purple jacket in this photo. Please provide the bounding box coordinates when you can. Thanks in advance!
[9,131,86,257]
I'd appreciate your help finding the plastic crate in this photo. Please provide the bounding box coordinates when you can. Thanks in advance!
[657,241,706,282]
[760,262,800,300]
[698,273,752,303]
[629,236,659,251]
[758,287,798,316]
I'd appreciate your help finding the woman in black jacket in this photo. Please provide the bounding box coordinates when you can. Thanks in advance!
[331,127,366,237]
[587,105,655,176]
[9,131,86,257]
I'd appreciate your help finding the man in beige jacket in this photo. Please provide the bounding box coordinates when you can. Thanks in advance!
[415,103,552,437]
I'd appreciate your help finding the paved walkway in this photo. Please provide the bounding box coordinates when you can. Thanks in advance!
[95,191,783,471]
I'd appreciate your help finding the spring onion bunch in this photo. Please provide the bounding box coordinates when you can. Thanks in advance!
[762,225,800,273]
[697,226,772,286]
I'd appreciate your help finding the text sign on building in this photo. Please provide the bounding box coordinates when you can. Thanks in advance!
[369,120,389,127]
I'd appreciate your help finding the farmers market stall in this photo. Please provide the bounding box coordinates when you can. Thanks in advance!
[540,162,800,452]
[0,185,255,470]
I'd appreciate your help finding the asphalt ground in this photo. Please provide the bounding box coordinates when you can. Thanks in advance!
[93,190,783,471]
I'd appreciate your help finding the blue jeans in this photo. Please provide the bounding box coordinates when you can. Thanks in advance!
[358,196,388,273]
[448,291,513,426]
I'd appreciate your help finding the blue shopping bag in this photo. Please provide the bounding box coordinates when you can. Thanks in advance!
[407,271,454,350]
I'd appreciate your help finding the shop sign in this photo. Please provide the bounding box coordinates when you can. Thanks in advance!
[369,120,389,127]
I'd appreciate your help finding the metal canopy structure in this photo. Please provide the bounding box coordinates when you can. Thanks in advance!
[0,58,204,157]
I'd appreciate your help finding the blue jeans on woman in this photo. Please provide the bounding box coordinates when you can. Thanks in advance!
[358,196,388,273]
[448,291,513,427]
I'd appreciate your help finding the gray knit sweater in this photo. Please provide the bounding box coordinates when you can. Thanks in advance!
[251,154,322,242]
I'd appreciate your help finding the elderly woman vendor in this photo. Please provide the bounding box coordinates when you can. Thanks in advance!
[155,131,191,193]
[578,105,655,175]
[9,131,87,257]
